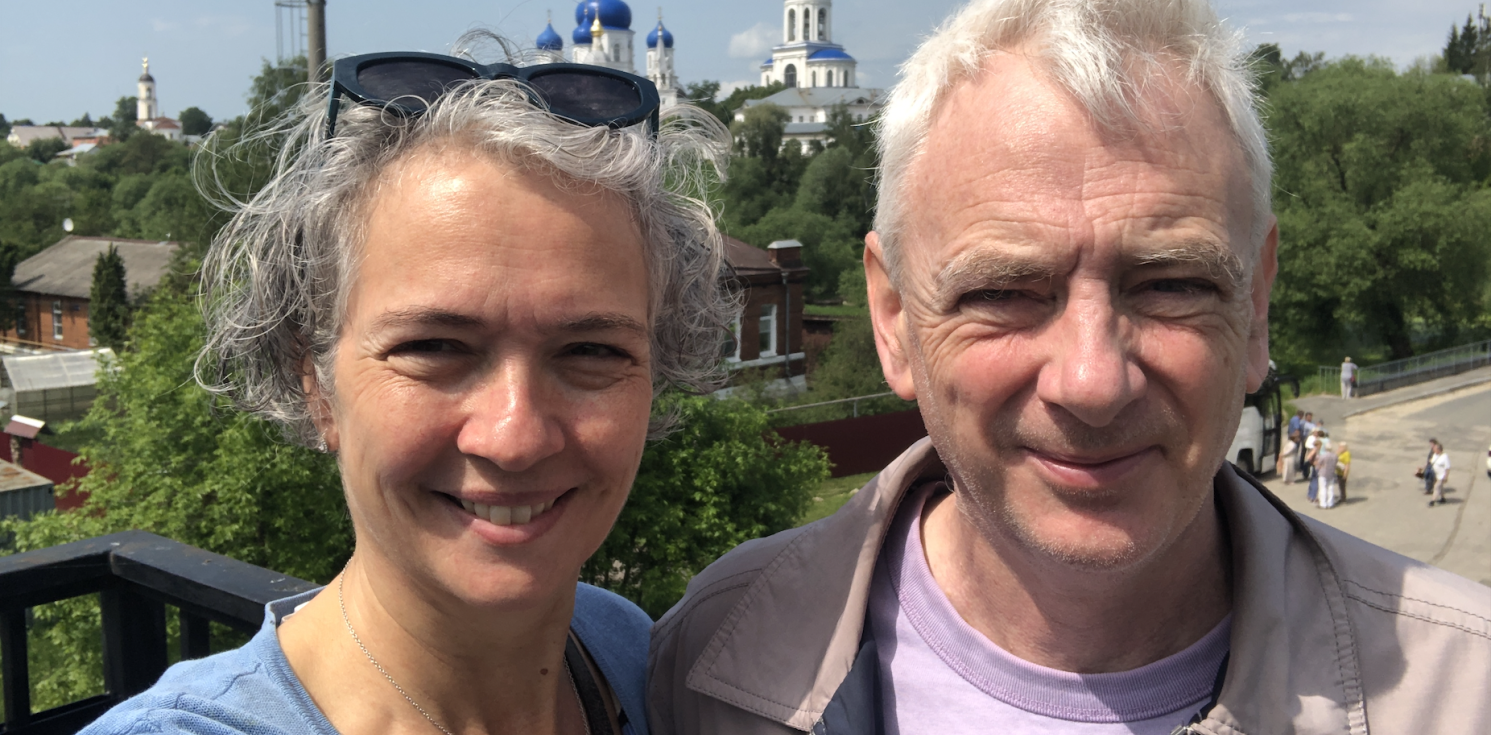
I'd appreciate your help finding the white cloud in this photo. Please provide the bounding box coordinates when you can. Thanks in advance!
[729,22,778,59]
[151,19,180,32]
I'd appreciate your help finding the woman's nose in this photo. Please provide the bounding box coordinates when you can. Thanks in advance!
[455,364,565,473]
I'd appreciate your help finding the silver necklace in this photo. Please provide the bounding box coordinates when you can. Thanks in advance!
[337,571,592,735]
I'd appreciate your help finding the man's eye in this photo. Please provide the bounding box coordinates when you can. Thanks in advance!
[1148,279,1216,295]
[969,289,1021,302]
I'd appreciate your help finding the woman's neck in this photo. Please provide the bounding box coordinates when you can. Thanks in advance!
[278,552,587,735]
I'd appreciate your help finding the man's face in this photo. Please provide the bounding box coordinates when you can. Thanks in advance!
[866,53,1277,571]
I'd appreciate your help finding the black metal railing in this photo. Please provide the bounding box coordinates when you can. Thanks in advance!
[0,531,317,735]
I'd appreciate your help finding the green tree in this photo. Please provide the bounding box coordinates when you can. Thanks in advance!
[69,113,95,128]
[684,80,786,126]
[583,394,828,617]
[735,206,859,301]
[1,274,352,707]
[0,239,22,333]
[89,245,129,350]
[0,113,10,138]
[108,96,138,142]
[1268,57,1491,363]
[25,136,69,163]
[179,106,213,136]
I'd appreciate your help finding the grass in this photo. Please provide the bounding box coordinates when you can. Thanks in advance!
[798,471,879,526]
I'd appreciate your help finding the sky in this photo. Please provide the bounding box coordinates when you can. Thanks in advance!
[0,0,1481,124]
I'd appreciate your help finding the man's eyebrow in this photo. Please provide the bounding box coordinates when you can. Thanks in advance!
[1129,241,1248,291]
[934,250,1058,308]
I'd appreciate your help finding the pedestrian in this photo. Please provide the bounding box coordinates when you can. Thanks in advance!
[1341,357,1357,398]
[1430,443,1452,507]
[1305,429,1322,503]
[1288,409,1303,443]
[1419,437,1439,495]
[1297,412,1317,476]
[1336,442,1351,501]
[1280,434,1299,484]
[1315,442,1339,509]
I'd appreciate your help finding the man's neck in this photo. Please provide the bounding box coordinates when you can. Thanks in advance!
[920,488,1232,674]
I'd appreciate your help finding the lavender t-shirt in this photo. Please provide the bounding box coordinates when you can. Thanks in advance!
[869,484,1231,734]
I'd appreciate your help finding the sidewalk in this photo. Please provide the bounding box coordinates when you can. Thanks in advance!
[1291,365,1491,436]
[1264,380,1491,585]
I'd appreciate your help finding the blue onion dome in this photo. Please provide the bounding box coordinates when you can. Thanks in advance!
[572,18,593,44]
[536,22,564,50]
[646,20,674,48]
[573,0,632,30]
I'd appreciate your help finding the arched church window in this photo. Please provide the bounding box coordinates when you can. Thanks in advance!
[818,9,827,40]
[803,13,811,42]
[784,64,797,88]
[788,9,796,41]
[812,71,817,87]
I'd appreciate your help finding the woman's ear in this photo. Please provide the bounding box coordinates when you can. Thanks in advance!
[301,358,339,452]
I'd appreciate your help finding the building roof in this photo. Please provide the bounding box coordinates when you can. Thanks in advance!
[745,86,885,110]
[0,461,52,495]
[646,19,674,48]
[808,48,854,61]
[1,348,116,393]
[574,0,632,30]
[6,126,108,148]
[784,122,829,135]
[13,236,180,300]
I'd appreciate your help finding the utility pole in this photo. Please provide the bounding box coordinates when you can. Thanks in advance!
[307,0,327,83]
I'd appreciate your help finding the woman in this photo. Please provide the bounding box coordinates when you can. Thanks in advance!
[83,44,732,735]
[1429,443,1452,507]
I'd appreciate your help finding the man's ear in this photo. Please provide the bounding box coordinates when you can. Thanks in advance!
[1245,217,1279,393]
[865,232,917,401]
[301,358,340,452]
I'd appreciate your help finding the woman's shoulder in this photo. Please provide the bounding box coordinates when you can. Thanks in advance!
[81,594,335,735]
[572,584,652,735]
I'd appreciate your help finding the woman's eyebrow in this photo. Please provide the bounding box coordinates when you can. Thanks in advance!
[557,313,649,336]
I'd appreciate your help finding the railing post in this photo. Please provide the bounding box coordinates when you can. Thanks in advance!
[180,609,212,661]
[100,587,168,699]
[1,608,31,728]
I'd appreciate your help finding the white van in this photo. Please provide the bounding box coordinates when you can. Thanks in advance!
[1226,363,1298,477]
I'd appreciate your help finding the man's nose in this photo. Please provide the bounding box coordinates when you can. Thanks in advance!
[456,362,565,472]
[1035,284,1146,428]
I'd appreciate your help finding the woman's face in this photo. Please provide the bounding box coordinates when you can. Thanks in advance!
[318,148,654,611]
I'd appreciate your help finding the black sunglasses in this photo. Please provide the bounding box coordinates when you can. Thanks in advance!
[326,52,661,138]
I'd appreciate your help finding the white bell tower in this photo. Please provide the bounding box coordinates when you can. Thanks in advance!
[136,57,158,122]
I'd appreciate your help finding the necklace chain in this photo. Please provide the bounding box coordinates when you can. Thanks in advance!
[337,570,592,735]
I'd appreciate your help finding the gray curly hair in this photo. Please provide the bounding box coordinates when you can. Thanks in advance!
[195,62,735,446]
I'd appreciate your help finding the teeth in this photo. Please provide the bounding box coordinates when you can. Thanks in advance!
[489,504,511,525]
[457,495,561,526]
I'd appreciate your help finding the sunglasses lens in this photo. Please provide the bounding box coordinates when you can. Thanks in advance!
[356,59,479,112]
[527,72,642,122]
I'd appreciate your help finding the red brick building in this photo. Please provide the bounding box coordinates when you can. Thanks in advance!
[3,236,179,350]
[721,237,809,392]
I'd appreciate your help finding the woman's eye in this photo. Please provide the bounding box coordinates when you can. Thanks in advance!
[567,342,628,359]
[389,339,463,356]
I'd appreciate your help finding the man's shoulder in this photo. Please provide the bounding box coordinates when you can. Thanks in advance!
[1306,516,1489,636]
[653,523,815,643]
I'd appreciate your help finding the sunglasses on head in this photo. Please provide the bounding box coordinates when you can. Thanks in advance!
[326,51,661,138]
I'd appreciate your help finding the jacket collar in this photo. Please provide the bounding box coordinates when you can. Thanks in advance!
[686,439,1366,734]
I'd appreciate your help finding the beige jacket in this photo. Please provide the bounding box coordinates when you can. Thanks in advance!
[649,439,1491,734]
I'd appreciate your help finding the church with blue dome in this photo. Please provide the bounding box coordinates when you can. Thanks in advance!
[742,0,884,153]
[533,1,681,107]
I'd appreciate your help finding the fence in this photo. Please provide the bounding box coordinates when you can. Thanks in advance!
[0,531,318,735]
[0,440,89,509]
[766,391,905,419]
[775,409,928,477]
[1317,340,1491,397]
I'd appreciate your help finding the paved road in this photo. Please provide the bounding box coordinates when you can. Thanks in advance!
[1262,381,1491,586]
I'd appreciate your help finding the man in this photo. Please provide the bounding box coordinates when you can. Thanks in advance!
[649,1,1491,733]
[1314,441,1339,509]
[1297,411,1317,477]
[1421,437,1439,495]
[1429,442,1452,507]
[1340,357,1357,398]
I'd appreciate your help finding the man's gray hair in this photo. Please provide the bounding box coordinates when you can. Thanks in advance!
[196,75,734,446]
[874,0,1272,278]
